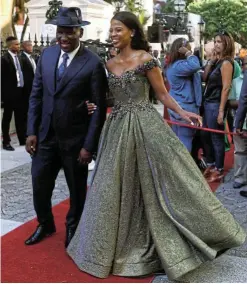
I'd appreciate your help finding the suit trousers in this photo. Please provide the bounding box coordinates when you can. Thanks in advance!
[2,88,27,145]
[233,130,247,184]
[31,129,88,229]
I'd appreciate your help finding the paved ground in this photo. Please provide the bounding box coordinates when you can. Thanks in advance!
[1,104,246,282]
[153,170,247,283]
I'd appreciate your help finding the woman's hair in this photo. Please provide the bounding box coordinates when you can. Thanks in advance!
[215,32,235,59]
[112,11,149,51]
[169,37,188,65]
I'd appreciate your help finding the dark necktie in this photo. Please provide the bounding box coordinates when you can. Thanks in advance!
[14,55,24,87]
[57,53,69,81]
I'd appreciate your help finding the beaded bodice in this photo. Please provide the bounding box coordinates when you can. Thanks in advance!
[108,58,160,119]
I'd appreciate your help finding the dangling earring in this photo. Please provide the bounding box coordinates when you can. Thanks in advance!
[131,34,134,38]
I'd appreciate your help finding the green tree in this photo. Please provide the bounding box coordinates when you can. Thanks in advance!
[188,0,247,46]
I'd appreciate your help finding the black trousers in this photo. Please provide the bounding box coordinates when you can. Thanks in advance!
[31,131,88,229]
[2,88,27,145]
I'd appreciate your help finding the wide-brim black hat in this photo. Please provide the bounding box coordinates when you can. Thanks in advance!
[50,7,90,27]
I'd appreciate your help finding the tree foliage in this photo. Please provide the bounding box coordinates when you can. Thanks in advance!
[188,0,247,46]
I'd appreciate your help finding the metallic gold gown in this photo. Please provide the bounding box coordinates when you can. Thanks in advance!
[67,58,246,281]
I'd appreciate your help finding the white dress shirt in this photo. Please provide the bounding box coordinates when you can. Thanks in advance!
[24,52,36,73]
[57,43,81,68]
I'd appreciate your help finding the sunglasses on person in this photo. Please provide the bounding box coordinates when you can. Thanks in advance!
[217,30,230,37]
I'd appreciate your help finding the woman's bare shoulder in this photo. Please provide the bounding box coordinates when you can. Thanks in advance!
[139,52,153,63]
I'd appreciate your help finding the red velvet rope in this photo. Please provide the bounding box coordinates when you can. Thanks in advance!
[165,119,247,137]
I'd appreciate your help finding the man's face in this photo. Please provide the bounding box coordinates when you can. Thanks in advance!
[153,50,159,58]
[9,40,20,53]
[56,26,83,52]
[22,41,33,54]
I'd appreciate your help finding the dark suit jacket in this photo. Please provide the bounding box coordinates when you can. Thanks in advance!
[20,52,35,104]
[27,43,107,152]
[235,70,247,130]
[1,51,24,106]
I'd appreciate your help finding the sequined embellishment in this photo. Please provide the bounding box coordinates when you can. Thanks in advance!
[109,99,155,119]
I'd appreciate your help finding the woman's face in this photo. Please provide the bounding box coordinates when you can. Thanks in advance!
[110,19,133,50]
[214,36,224,54]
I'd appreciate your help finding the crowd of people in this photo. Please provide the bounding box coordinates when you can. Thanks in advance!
[150,35,247,193]
[1,6,247,282]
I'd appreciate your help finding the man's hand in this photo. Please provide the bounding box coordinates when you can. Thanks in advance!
[26,135,37,155]
[78,148,92,165]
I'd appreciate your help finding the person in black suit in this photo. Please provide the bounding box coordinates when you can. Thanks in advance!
[235,56,247,198]
[24,7,107,247]
[20,40,36,136]
[1,36,26,150]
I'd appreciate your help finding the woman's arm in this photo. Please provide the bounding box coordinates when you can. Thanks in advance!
[146,64,202,125]
[217,61,233,124]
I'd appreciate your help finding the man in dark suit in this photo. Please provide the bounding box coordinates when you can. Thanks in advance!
[25,7,107,247]
[235,56,247,198]
[1,36,26,150]
[20,40,36,135]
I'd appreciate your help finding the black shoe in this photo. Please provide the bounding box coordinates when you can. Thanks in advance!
[233,182,246,189]
[25,223,56,245]
[2,144,15,151]
[240,190,247,198]
[65,227,76,248]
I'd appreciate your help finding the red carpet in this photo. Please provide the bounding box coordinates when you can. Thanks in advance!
[1,146,234,283]
[1,200,154,283]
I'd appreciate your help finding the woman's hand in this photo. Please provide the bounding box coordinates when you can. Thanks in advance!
[85,100,97,115]
[179,110,203,126]
[210,48,218,62]
[217,111,224,125]
[178,47,189,55]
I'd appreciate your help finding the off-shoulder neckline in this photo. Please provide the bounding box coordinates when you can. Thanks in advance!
[108,58,158,78]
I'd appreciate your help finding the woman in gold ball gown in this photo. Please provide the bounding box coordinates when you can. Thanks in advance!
[67,11,246,281]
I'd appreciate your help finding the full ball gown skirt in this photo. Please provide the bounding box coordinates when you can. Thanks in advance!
[67,59,246,281]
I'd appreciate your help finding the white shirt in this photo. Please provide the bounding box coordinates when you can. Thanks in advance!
[57,44,81,69]
[8,50,22,87]
[24,52,36,73]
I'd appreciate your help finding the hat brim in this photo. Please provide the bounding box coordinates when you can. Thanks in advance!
[45,19,91,26]
[56,21,91,27]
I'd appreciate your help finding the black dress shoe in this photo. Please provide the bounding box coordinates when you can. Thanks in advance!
[65,227,76,248]
[25,223,56,245]
[240,190,247,198]
[2,144,15,151]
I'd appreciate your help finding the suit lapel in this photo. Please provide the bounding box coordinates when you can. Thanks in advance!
[7,52,16,70]
[46,45,60,94]
[55,44,89,95]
